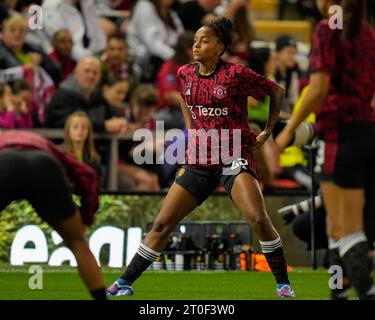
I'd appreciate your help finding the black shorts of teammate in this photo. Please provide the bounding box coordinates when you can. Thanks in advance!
[0,148,76,225]
[175,161,257,205]
[320,122,375,188]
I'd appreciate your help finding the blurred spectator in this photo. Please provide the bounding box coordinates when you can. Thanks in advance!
[367,0,375,27]
[275,34,300,119]
[63,111,102,176]
[0,14,58,125]
[42,0,107,61]
[100,33,138,93]
[223,0,254,65]
[118,84,160,191]
[102,73,129,112]
[125,84,158,132]
[12,78,33,105]
[127,0,184,82]
[155,31,194,130]
[93,0,136,36]
[278,0,321,21]
[248,47,277,128]
[45,56,128,135]
[11,78,36,124]
[104,0,134,10]
[177,0,221,32]
[0,0,17,30]
[0,82,33,129]
[277,85,314,191]
[14,0,53,54]
[247,46,280,187]
[49,29,76,84]
[0,13,60,84]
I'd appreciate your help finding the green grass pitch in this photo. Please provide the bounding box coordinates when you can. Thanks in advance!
[0,265,354,300]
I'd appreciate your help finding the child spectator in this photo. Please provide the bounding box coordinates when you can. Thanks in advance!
[12,78,36,125]
[125,84,158,131]
[118,84,160,191]
[102,74,130,113]
[0,82,33,129]
[63,111,101,177]
[49,29,76,84]
[12,79,33,105]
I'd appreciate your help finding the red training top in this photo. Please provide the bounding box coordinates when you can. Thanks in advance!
[177,60,276,170]
[309,20,375,138]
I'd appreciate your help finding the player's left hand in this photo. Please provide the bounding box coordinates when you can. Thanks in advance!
[254,130,271,148]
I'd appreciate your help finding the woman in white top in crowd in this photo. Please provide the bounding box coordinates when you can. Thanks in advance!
[127,0,184,82]
[42,0,107,61]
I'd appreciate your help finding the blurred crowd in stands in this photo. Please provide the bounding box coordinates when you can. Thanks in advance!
[0,0,374,192]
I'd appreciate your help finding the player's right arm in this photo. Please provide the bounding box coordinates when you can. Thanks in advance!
[179,95,192,129]
[176,66,192,129]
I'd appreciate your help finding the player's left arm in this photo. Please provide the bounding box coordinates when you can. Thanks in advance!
[254,83,284,148]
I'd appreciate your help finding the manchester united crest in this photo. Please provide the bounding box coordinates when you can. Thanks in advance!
[212,85,228,99]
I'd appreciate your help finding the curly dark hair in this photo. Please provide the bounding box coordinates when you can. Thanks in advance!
[205,17,234,56]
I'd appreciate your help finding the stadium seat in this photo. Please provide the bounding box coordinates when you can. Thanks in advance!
[250,0,279,20]
[253,20,312,43]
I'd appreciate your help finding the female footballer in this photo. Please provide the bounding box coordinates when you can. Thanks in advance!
[108,17,295,298]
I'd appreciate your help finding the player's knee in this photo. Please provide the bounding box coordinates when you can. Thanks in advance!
[248,212,270,229]
[151,220,172,237]
[63,231,87,250]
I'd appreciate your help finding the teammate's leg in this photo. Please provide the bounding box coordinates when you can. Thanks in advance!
[107,182,199,295]
[230,172,294,297]
[321,181,351,299]
[53,213,106,300]
[321,181,374,300]
[25,150,106,300]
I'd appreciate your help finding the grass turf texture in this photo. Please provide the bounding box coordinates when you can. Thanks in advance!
[0,266,354,300]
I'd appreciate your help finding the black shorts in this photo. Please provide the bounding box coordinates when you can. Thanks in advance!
[174,159,257,205]
[319,122,375,188]
[0,148,76,225]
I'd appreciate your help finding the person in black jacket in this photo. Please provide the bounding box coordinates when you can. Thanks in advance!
[45,56,128,135]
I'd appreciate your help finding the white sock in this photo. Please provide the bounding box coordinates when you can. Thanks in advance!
[259,236,283,254]
[338,231,367,257]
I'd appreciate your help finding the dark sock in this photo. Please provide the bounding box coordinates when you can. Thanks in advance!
[264,247,290,284]
[90,287,107,300]
[328,248,349,299]
[121,243,161,284]
[341,241,373,299]
[121,253,154,283]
